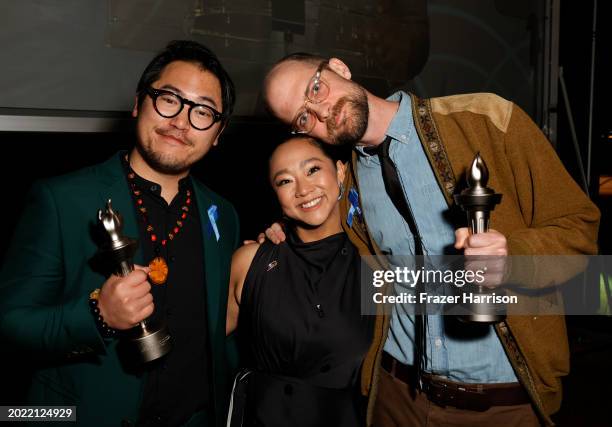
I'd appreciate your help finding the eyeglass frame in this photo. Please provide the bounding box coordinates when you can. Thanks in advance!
[291,59,330,135]
[145,86,223,131]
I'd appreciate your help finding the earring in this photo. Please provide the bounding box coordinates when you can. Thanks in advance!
[337,183,345,201]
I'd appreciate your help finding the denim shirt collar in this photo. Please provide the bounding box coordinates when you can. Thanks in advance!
[355,91,415,158]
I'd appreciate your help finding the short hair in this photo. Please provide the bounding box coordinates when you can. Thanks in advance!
[262,52,327,114]
[136,40,235,126]
[271,52,325,68]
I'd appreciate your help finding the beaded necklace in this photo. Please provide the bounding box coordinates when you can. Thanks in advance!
[127,170,192,285]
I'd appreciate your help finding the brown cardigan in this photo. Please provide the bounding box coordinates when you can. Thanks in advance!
[340,93,600,426]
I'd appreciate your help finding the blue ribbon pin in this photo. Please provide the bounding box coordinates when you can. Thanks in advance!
[207,205,220,242]
[347,187,362,227]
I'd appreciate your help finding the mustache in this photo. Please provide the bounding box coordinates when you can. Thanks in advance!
[155,128,192,146]
[328,97,348,132]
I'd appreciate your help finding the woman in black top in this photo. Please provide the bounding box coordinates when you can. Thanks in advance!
[226,136,372,426]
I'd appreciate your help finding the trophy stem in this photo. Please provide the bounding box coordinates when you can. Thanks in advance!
[469,211,491,235]
[118,260,134,277]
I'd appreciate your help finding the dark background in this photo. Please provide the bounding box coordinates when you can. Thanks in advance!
[1,1,611,425]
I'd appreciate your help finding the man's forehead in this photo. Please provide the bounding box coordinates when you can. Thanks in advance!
[158,61,218,83]
[276,59,316,73]
[156,60,222,102]
[266,61,317,115]
[271,61,314,88]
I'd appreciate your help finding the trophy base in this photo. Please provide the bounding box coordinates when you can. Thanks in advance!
[126,321,172,363]
[458,312,506,324]
[455,285,507,324]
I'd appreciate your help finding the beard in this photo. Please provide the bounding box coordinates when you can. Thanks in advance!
[136,128,196,175]
[326,84,369,145]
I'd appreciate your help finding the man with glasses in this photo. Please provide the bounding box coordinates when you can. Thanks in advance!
[0,40,239,426]
[261,53,599,426]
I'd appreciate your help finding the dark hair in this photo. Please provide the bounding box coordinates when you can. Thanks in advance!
[273,135,349,165]
[136,40,235,126]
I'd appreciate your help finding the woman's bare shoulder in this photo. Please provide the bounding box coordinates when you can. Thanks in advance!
[232,242,261,273]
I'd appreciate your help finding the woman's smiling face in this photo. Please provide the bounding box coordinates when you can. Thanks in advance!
[269,137,345,238]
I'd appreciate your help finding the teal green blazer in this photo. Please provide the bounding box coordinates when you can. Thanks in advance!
[0,153,240,426]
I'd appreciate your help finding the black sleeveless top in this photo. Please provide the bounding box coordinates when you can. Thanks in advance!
[239,231,372,426]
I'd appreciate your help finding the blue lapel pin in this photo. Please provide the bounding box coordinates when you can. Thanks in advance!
[347,187,362,227]
[207,204,220,242]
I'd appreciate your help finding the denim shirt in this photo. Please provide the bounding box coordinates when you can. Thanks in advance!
[355,91,517,383]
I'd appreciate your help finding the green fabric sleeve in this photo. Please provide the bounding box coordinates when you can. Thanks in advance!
[0,181,105,359]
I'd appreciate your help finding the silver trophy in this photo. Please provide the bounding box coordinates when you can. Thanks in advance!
[453,154,506,323]
[97,200,172,362]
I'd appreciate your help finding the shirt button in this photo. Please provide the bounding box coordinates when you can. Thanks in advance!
[150,185,158,192]
[434,338,442,348]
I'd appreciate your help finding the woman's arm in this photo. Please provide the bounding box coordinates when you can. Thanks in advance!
[226,242,260,336]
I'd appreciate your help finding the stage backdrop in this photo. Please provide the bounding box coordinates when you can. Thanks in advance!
[0,0,545,123]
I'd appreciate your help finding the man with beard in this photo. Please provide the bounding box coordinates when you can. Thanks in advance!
[0,40,239,427]
[262,53,599,426]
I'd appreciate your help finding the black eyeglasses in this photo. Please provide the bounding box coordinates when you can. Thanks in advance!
[145,87,223,131]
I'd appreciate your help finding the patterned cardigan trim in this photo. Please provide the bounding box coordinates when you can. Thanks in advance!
[411,93,456,205]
